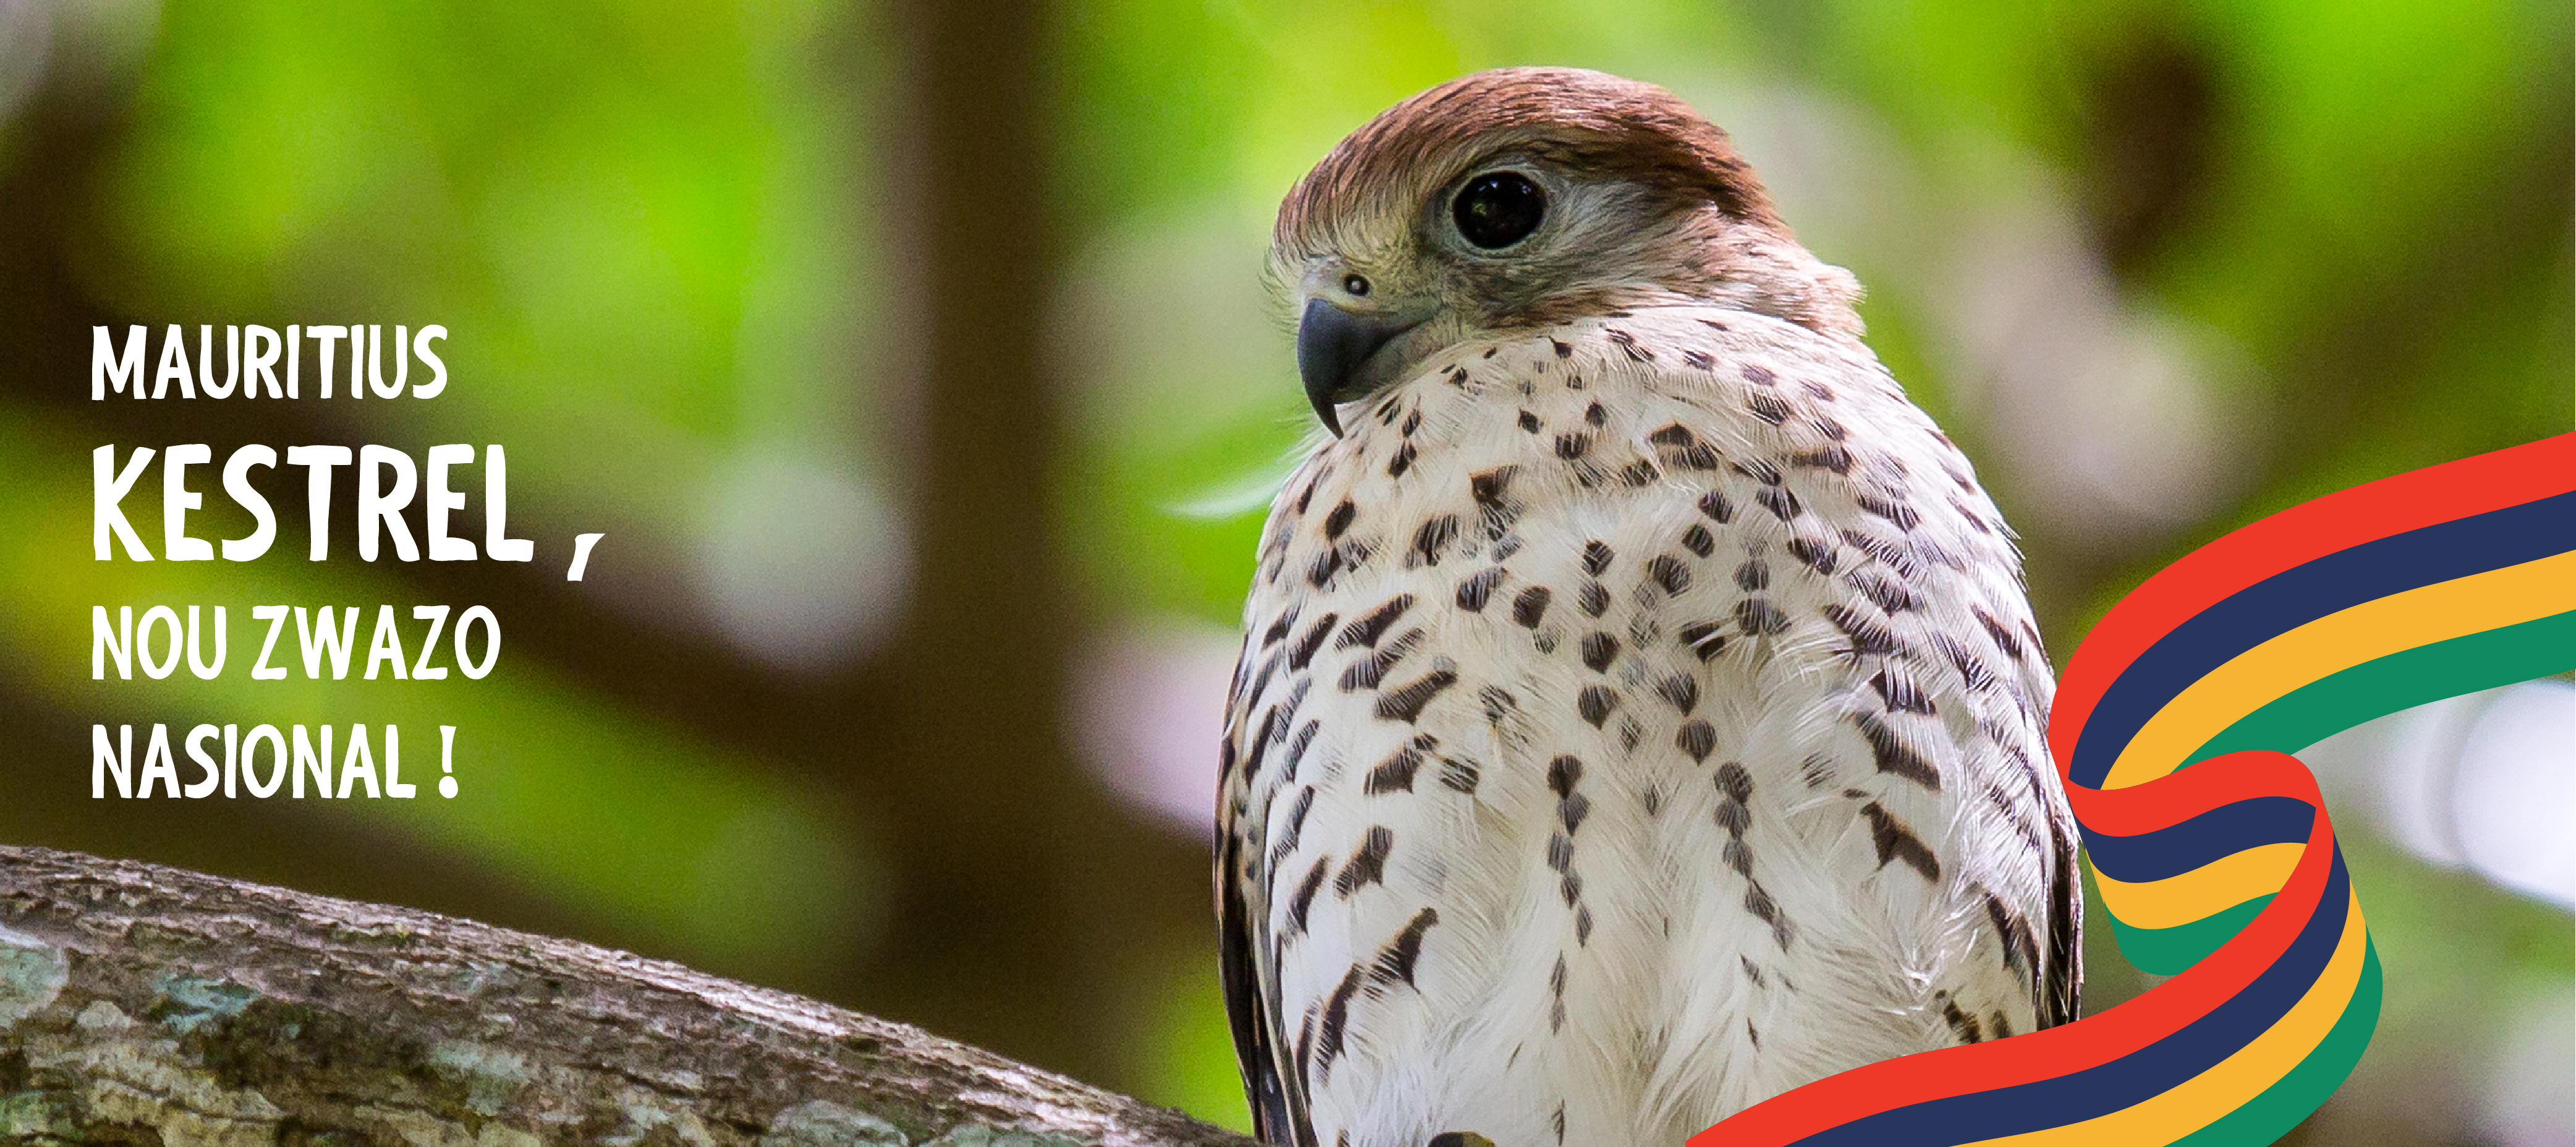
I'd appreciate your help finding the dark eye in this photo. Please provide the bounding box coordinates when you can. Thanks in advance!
[1453,171,1545,249]
[1343,273,1370,296]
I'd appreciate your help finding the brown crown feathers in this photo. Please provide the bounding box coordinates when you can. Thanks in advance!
[1270,67,1861,336]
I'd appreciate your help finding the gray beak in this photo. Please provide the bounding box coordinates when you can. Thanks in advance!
[1298,297,1416,437]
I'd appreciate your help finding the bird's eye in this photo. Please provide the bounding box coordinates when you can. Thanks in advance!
[1453,171,1545,249]
[1343,274,1371,297]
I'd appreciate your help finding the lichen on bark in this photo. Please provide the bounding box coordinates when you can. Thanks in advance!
[0,847,1256,1147]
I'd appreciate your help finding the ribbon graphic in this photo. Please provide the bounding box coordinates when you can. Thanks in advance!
[1693,433,2576,1147]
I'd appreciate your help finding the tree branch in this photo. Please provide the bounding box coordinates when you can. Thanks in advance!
[0,846,1257,1147]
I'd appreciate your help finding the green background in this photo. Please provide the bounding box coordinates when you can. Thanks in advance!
[0,0,2566,1140]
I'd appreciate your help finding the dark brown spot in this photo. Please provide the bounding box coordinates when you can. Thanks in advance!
[1512,586,1554,628]
[1456,566,1504,612]
[1748,394,1792,425]
[1269,785,1317,872]
[1620,458,1660,487]
[1401,408,1422,436]
[1741,363,1775,386]
[1324,500,1357,540]
[1850,571,1919,613]
[1656,673,1698,715]
[1938,994,1982,1044]
[1840,528,1916,576]
[1717,803,1749,836]
[1647,554,1691,594]
[1550,338,1573,358]
[1677,620,1727,660]
[1864,799,1937,881]
[1366,743,1424,794]
[1338,629,1421,691]
[1733,559,1769,591]
[1683,348,1714,369]
[1676,718,1717,762]
[1582,540,1615,576]
[1822,603,1896,656]
[1520,409,1542,432]
[1306,547,1343,587]
[1387,441,1418,478]
[1285,720,1320,778]
[1871,667,1936,715]
[1756,485,1800,521]
[1933,632,1995,692]
[1584,401,1607,427]
[1788,535,1837,574]
[1291,612,1340,669]
[1372,907,1440,987]
[1377,669,1458,723]
[1547,753,1584,798]
[1976,605,2030,662]
[1577,581,1611,617]
[1858,491,1921,531]
[1555,433,1592,460]
[1316,963,1366,1072]
[1681,523,1715,557]
[1791,446,1853,474]
[1801,378,1835,401]
[1412,514,1460,566]
[1698,490,1735,522]
[1735,597,1788,636]
[1579,631,1620,672]
[1289,856,1330,933]
[1577,686,1617,728]
[1986,892,2038,974]
[1856,713,1942,790]
[1335,825,1394,897]
[1745,881,1789,942]
[1338,595,1416,649]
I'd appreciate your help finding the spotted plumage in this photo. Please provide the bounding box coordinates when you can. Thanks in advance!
[1217,68,2078,1147]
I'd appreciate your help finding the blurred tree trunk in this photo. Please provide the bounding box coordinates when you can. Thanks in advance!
[0,846,1253,1147]
[862,0,1198,1083]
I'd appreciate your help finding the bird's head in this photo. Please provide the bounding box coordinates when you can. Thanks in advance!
[1271,67,1861,434]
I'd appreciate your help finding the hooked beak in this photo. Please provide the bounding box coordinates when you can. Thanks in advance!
[1298,297,1422,437]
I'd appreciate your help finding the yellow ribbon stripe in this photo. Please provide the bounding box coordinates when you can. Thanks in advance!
[2106,550,2576,788]
[2091,842,2305,931]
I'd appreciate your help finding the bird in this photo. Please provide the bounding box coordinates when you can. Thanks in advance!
[1213,68,2080,1147]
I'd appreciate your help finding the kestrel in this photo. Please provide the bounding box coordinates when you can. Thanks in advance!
[1215,69,2080,1147]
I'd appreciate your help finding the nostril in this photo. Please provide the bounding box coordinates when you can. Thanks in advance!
[1343,273,1371,297]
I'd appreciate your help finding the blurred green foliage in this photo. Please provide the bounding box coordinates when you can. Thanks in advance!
[1,0,2565,1138]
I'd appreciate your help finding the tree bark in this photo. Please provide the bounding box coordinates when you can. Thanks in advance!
[0,846,1256,1147]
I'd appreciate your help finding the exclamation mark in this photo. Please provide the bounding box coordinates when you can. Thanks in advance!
[438,725,459,798]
